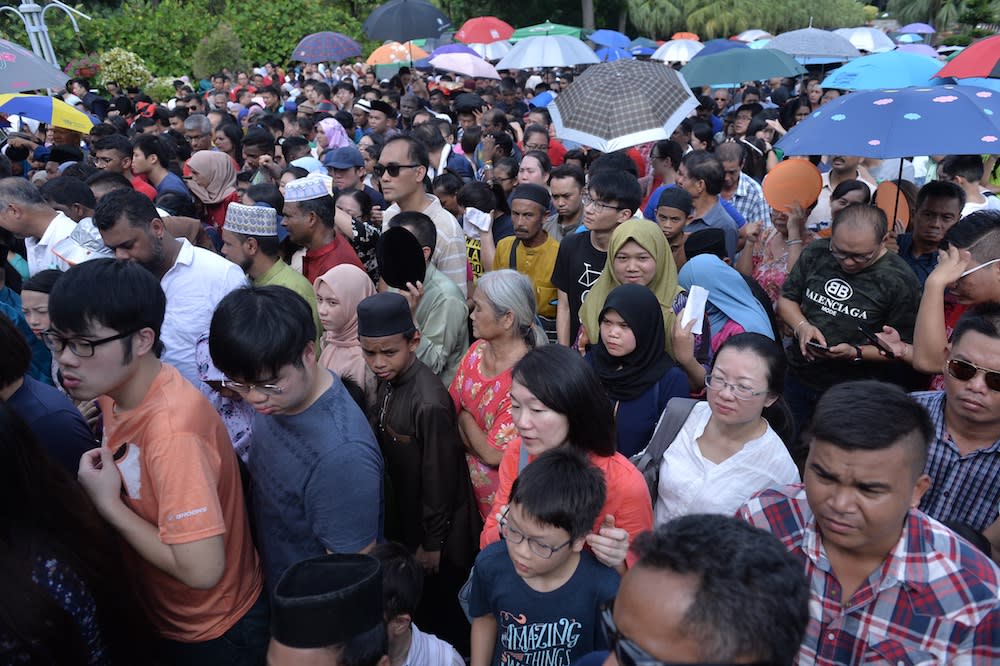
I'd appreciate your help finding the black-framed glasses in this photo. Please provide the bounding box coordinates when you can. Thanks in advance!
[704,374,767,400]
[41,328,139,358]
[524,142,549,151]
[221,379,286,396]
[581,193,622,212]
[947,358,1000,391]
[829,241,879,264]
[372,163,420,178]
[499,508,572,559]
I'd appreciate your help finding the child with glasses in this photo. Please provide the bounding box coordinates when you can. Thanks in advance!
[468,447,619,666]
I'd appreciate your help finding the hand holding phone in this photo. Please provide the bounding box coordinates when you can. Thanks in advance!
[857,325,896,359]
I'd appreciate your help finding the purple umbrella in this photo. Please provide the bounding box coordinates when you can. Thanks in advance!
[899,22,936,34]
[897,43,940,58]
[430,43,481,59]
[292,32,362,63]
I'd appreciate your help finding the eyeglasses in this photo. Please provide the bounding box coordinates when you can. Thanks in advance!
[41,328,139,358]
[829,241,879,264]
[524,143,549,151]
[372,163,420,178]
[581,193,622,212]
[704,374,767,400]
[499,509,572,559]
[947,358,1000,391]
[959,258,1000,279]
[221,379,286,396]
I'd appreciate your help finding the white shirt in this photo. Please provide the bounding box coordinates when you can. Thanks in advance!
[654,402,799,525]
[25,211,76,275]
[805,170,876,233]
[160,239,248,386]
[961,192,1000,218]
[402,624,464,666]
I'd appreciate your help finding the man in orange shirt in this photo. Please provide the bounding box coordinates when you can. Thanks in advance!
[45,258,267,665]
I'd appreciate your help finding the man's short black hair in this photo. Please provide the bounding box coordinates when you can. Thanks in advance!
[209,285,317,381]
[631,514,809,666]
[951,302,1000,347]
[682,150,724,196]
[93,189,158,231]
[281,136,312,163]
[807,380,933,476]
[411,123,445,152]
[0,313,31,386]
[383,135,430,170]
[944,209,1000,261]
[588,169,642,216]
[313,81,332,99]
[94,134,132,158]
[916,179,966,211]
[245,183,284,213]
[549,164,585,189]
[132,133,173,167]
[259,84,281,98]
[509,447,606,540]
[40,176,96,209]
[388,211,437,254]
[297,194,337,230]
[589,151,637,179]
[243,128,276,152]
[370,542,423,620]
[86,170,133,194]
[49,259,166,358]
[940,154,985,183]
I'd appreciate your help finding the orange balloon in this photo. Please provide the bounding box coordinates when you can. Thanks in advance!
[875,181,910,234]
[763,159,823,213]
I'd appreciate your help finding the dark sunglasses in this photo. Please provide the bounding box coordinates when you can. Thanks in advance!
[947,358,1000,391]
[372,162,420,178]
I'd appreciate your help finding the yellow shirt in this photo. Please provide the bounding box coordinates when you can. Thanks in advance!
[493,235,560,319]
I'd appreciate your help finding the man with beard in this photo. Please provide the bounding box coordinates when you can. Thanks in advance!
[94,189,246,387]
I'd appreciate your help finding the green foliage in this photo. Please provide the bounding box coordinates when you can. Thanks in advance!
[98,47,151,88]
[942,33,973,44]
[863,4,880,21]
[191,22,248,80]
[144,77,180,103]
[887,0,966,31]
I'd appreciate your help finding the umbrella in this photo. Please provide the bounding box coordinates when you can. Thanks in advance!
[590,29,630,49]
[748,39,772,50]
[0,38,69,92]
[834,27,895,54]
[454,16,514,44]
[429,43,480,59]
[651,39,703,63]
[681,48,804,87]
[672,32,699,41]
[737,29,772,43]
[511,21,582,41]
[595,46,634,62]
[767,27,861,63]
[896,33,924,43]
[366,41,429,65]
[775,85,1000,158]
[495,35,599,69]
[935,35,1000,80]
[629,37,658,49]
[469,41,511,60]
[429,53,500,79]
[897,44,940,58]
[363,0,452,43]
[692,38,747,59]
[549,59,698,152]
[0,94,94,132]
[821,51,943,90]
[630,45,656,56]
[291,32,362,63]
[899,22,936,34]
[937,45,964,56]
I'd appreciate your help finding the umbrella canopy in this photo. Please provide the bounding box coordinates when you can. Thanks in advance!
[0,38,69,92]
[495,35,599,69]
[549,59,697,152]
[899,22,936,34]
[897,44,940,58]
[292,32,362,63]
[429,53,500,79]
[511,21,582,41]
[454,16,514,44]
[768,27,861,63]
[630,45,656,56]
[736,29,772,43]
[672,32,699,41]
[692,38,747,58]
[776,85,1000,158]
[834,27,895,54]
[651,39,704,63]
[429,43,480,59]
[366,41,429,65]
[822,51,943,90]
[629,37,658,49]
[590,29,630,49]
[363,0,452,43]
[469,41,511,60]
[595,46,634,62]
[935,35,1000,80]
[748,39,772,50]
[896,33,924,43]
[0,94,93,132]
[681,48,804,87]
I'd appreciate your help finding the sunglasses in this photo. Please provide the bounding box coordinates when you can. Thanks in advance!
[947,358,1000,391]
[372,162,420,178]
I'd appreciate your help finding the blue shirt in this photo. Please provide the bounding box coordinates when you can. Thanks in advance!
[642,184,747,228]
[8,375,94,475]
[155,171,192,201]
[896,233,938,289]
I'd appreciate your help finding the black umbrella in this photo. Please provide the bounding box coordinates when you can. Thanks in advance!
[363,0,452,43]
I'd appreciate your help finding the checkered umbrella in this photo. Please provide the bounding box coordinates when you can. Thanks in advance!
[291,32,362,63]
[549,60,698,152]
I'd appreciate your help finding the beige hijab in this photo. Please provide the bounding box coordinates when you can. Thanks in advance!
[315,264,376,385]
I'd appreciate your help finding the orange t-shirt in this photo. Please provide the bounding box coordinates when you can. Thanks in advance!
[99,364,262,642]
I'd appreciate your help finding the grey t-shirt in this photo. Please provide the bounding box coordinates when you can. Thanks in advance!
[686,199,739,261]
[250,371,384,591]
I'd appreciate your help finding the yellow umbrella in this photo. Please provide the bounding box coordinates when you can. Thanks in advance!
[366,41,429,65]
[0,93,94,132]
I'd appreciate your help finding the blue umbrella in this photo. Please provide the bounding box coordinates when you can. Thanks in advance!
[429,43,480,59]
[630,45,656,56]
[899,22,935,34]
[596,46,634,62]
[896,33,924,43]
[776,85,1000,158]
[691,38,747,59]
[590,29,630,49]
[821,51,943,91]
[291,32,362,63]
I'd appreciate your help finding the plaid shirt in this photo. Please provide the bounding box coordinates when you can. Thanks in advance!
[912,391,1000,532]
[739,484,1000,665]
[724,172,771,229]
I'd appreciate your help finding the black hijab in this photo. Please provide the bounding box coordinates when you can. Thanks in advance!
[592,283,676,402]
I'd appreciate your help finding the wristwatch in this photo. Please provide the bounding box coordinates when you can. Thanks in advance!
[852,345,864,363]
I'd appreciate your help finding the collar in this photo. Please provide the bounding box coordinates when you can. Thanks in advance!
[255,258,287,284]
[734,172,754,198]
[305,235,342,258]
[389,358,420,387]
[36,211,75,245]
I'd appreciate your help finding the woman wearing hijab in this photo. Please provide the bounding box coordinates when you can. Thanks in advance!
[316,117,351,161]
[590,284,690,457]
[186,150,239,231]
[314,264,377,404]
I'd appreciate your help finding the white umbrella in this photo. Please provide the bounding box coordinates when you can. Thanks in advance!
[834,27,896,54]
[737,29,772,43]
[469,40,511,60]
[495,35,599,70]
[651,39,704,64]
[429,53,501,79]
[767,27,861,63]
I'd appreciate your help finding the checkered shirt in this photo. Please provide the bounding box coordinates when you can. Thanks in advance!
[729,172,771,228]
[739,484,1000,665]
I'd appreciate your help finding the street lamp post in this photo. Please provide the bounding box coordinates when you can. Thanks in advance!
[0,1,90,68]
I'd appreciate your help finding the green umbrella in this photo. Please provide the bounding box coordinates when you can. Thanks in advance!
[680,48,805,87]
[511,21,582,41]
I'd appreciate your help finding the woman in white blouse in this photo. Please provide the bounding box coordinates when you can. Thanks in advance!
[655,332,800,524]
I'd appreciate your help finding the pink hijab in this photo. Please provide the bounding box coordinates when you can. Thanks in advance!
[315,264,376,385]
[317,117,351,151]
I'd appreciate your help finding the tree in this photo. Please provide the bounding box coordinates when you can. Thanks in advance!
[887,0,967,31]
[191,23,248,80]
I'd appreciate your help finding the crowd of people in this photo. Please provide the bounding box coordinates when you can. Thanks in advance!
[1,53,999,666]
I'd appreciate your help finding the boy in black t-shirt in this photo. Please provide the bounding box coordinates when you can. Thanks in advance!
[468,448,619,666]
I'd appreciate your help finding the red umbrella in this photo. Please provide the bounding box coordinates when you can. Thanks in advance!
[454,16,515,44]
[935,34,1000,79]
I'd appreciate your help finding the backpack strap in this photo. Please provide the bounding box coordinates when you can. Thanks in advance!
[630,397,699,503]
[508,238,521,270]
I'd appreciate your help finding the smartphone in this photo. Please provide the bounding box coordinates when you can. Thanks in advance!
[857,325,896,359]
[806,340,828,351]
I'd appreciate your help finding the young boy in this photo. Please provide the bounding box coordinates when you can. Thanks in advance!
[654,186,694,270]
[357,291,479,654]
[468,447,618,666]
